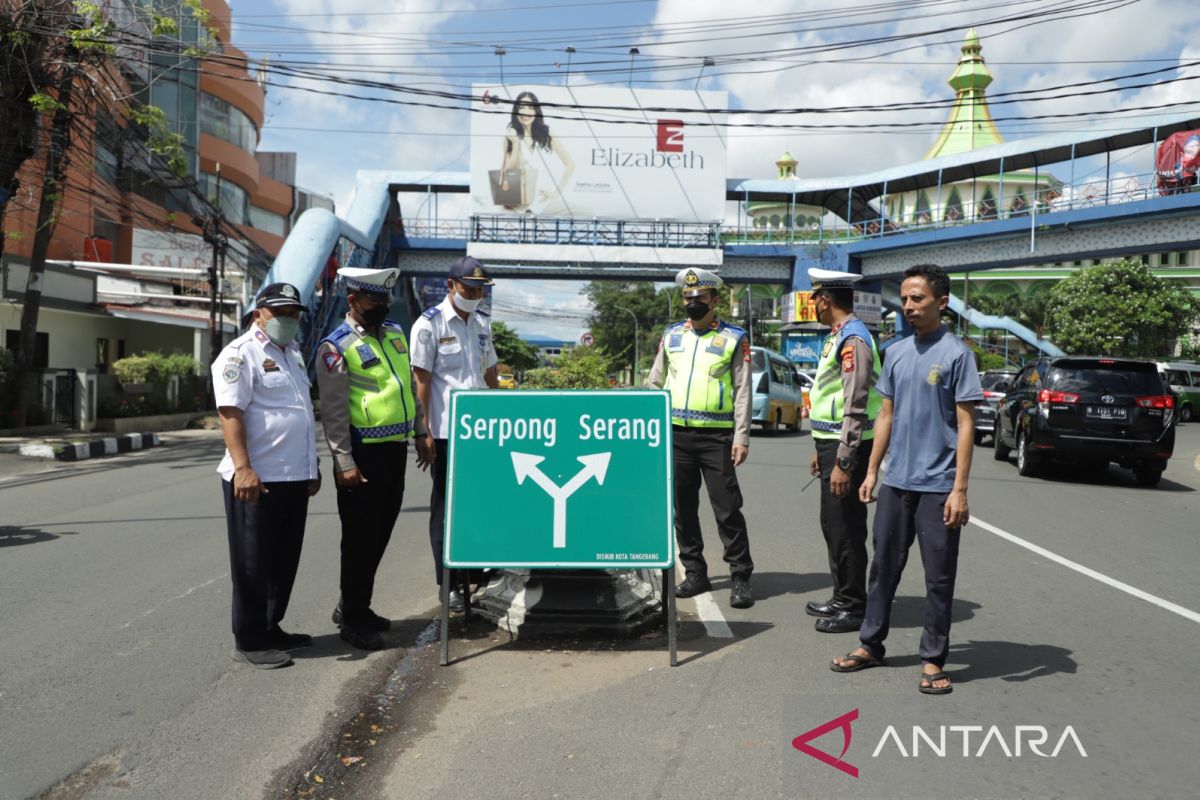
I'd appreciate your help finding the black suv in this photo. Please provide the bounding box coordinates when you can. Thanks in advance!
[994,357,1176,486]
[974,369,1019,445]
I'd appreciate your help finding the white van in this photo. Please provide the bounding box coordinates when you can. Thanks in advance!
[1156,361,1200,422]
[750,346,804,432]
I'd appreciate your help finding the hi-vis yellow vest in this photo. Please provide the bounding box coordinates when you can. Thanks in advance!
[809,318,882,440]
[324,320,417,444]
[662,320,745,429]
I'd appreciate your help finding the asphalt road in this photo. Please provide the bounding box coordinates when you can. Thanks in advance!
[2,424,1198,799]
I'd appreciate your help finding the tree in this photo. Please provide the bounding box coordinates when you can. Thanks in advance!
[1046,259,1200,357]
[521,346,610,389]
[583,281,675,378]
[1,0,202,425]
[490,320,539,373]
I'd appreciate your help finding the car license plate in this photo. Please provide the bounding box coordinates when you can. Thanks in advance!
[1085,405,1128,421]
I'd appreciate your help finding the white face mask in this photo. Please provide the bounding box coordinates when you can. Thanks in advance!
[452,292,482,313]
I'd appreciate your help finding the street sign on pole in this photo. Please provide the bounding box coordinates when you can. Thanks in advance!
[445,389,674,569]
[580,331,595,346]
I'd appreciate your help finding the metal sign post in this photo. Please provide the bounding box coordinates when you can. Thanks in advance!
[439,389,675,666]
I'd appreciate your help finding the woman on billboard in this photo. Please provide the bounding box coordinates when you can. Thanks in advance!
[493,91,575,214]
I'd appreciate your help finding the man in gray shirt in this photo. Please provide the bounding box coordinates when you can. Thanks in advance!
[831,264,983,695]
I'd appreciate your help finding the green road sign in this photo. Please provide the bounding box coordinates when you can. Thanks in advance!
[444,389,674,569]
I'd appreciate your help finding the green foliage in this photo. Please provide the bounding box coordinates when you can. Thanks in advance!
[491,321,539,373]
[969,288,1050,335]
[132,103,188,176]
[969,345,1008,371]
[28,93,65,114]
[150,13,179,36]
[66,1,116,53]
[1046,259,1200,357]
[113,352,202,384]
[521,347,611,389]
[583,281,676,373]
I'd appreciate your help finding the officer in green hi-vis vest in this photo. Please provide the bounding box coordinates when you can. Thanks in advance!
[805,268,883,634]
[648,268,755,610]
[317,266,435,650]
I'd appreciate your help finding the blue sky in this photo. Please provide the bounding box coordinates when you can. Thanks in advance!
[227,0,1200,339]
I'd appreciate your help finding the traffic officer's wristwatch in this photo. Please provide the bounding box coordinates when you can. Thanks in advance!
[836,456,855,472]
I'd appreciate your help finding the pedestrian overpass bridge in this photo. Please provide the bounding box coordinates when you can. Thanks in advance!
[264,111,1200,361]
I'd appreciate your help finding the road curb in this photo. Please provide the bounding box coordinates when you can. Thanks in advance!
[18,432,163,461]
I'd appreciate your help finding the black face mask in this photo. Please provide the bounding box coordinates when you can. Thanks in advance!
[358,303,388,327]
[685,300,710,321]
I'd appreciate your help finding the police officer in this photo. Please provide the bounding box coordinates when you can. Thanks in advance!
[316,267,434,650]
[410,256,499,611]
[647,268,755,609]
[214,282,320,669]
[805,268,883,633]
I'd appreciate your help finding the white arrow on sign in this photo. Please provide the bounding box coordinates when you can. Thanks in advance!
[511,451,612,548]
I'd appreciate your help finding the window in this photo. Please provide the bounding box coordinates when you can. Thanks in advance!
[200,93,258,152]
[248,206,287,237]
[1177,251,1190,266]
[751,349,767,372]
[96,338,110,372]
[770,359,792,386]
[5,330,49,369]
[200,171,248,225]
[1159,252,1172,267]
[95,111,119,184]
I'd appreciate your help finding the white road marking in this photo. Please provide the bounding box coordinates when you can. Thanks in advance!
[972,516,1200,625]
[675,550,733,639]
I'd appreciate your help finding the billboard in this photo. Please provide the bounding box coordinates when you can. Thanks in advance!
[782,291,819,324]
[469,84,727,223]
[785,333,824,365]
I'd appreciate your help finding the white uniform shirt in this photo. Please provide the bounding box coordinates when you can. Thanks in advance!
[212,326,319,482]
[409,295,499,439]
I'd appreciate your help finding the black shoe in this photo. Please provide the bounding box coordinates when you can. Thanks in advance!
[447,588,466,612]
[332,603,390,632]
[269,627,313,650]
[674,574,712,598]
[232,647,292,669]
[815,610,863,633]
[729,575,755,609]
[805,599,842,618]
[339,627,385,650]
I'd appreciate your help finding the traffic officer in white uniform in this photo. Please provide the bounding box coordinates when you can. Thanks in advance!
[214,282,320,670]
[317,266,434,650]
[410,255,499,611]
[647,268,756,609]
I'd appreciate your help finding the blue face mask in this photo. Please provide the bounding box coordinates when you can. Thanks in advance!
[264,315,300,346]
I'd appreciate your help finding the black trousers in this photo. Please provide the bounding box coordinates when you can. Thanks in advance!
[815,438,873,613]
[222,479,310,651]
[335,441,407,629]
[429,438,462,587]
[428,438,480,588]
[673,426,753,579]
[859,484,961,667]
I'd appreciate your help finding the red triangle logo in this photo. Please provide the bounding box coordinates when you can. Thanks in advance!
[791,709,859,778]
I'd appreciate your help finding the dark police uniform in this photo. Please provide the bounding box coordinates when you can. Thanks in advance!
[808,313,882,630]
[316,275,428,643]
[648,305,754,598]
[214,291,318,666]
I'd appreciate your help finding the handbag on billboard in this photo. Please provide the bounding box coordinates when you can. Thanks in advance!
[487,167,538,207]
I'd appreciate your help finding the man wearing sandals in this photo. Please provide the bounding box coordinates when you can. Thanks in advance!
[830,264,982,695]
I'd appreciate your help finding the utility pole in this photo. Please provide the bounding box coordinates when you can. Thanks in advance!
[200,165,227,369]
[614,305,638,386]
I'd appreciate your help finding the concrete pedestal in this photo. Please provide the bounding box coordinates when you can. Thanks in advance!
[471,569,664,638]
